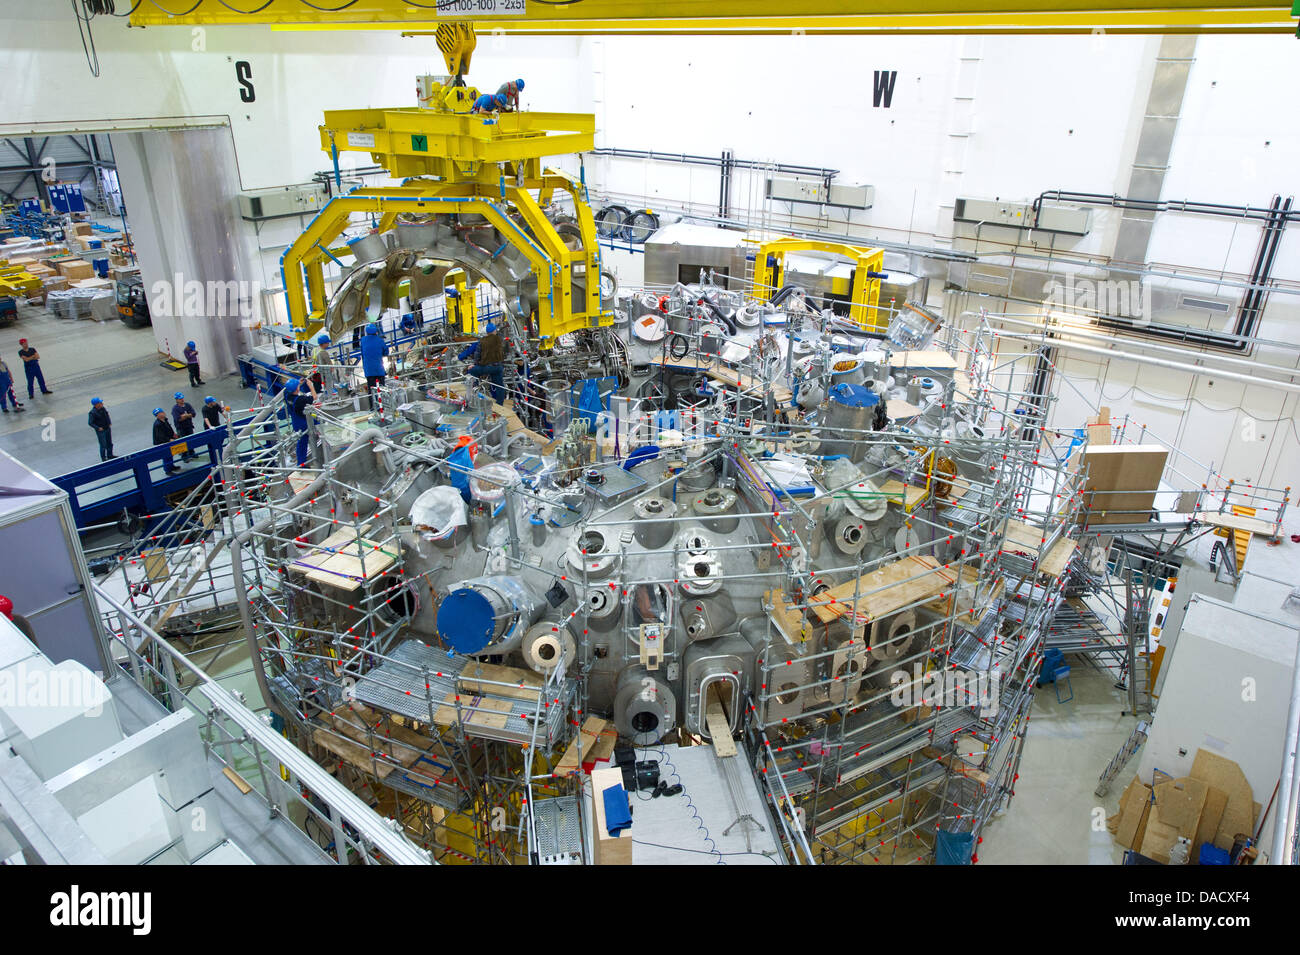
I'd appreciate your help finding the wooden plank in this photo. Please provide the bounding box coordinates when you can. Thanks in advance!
[1002,520,1078,578]
[807,554,954,625]
[222,766,253,795]
[312,727,396,778]
[554,715,607,777]
[878,479,928,511]
[885,399,923,419]
[588,726,618,764]
[705,683,737,757]
[287,469,317,494]
[765,589,810,644]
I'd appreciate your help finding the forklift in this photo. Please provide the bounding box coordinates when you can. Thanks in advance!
[116,273,151,328]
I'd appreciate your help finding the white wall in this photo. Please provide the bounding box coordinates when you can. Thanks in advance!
[1136,594,1297,856]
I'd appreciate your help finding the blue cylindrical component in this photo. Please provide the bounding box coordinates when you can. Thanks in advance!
[437,587,497,654]
[436,575,542,655]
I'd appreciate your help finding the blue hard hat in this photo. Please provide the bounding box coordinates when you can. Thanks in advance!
[366,322,380,335]
[174,392,185,400]
[515,78,525,90]
[204,396,216,404]
[317,334,330,344]
[285,378,300,394]
[90,397,102,405]
[494,94,509,109]
[186,340,195,349]
[485,322,497,334]
[152,407,164,416]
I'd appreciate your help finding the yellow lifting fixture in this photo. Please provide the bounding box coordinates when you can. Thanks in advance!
[280,56,611,348]
[751,237,887,332]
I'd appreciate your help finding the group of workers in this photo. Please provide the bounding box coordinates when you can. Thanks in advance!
[0,338,52,413]
[84,392,225,468]
[77,313,509,471]
[471,78,524,115]
[150,393,223,473]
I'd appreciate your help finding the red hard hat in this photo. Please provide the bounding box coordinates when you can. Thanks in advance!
[0,595,12,620]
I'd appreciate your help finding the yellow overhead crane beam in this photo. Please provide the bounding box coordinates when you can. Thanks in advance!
[127,1,1298,35]
[752,238,886,332]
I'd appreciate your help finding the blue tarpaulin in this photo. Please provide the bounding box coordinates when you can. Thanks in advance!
[935,829,975,865]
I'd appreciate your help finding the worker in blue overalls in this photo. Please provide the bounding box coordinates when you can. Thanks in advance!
[458,321,507,403]
[172,392,198,461]
[286,377,317,467]
[472,92,509,114]
[359,322,389,409]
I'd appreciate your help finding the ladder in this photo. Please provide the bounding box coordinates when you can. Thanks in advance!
[1122,568,1153,717]
[1095,720,1149,797]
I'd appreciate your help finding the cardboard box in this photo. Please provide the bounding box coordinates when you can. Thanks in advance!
[57,260,94,281]
[590,766,633,865]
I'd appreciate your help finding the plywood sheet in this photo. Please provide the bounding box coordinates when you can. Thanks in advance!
[1077,443,1167,525]
[1189,748,1255,850]
[1116,777,1153,850]
[1194,787,1228,859]
[1153,777,1208,839]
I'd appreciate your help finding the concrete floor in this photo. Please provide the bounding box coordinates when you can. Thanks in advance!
[0,301,242,480]
[979,662,1136,864]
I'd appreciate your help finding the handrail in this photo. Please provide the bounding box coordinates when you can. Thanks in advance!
[1272,629,1300,865]
[94,584,432,866]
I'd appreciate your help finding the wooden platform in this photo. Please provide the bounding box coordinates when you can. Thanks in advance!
[806,555,956,625]
[1003,519,1079,578]
[434,661,545,733]
[290,522,397,592]
[1194,509,1277,538]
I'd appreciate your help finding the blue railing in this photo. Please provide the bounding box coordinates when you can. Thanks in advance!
[52,414,266,531]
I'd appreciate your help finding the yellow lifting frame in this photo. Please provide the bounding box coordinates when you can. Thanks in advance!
[752,238,887,332]
[280,106,608,345]
[320,108,595,185]
[282,179,606,345]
